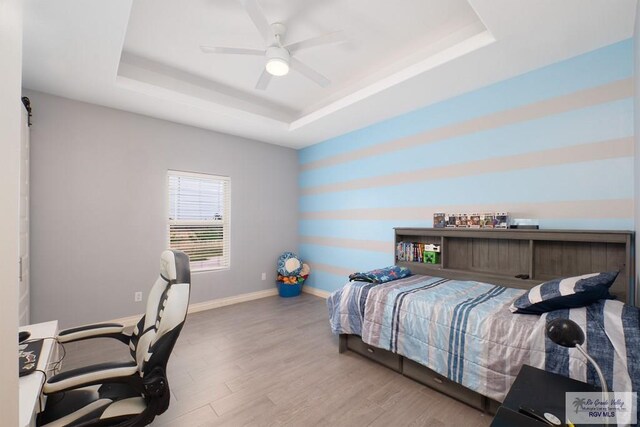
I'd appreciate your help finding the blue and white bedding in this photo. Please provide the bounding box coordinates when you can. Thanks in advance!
[328,274,640,405]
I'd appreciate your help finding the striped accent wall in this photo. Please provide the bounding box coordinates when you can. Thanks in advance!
[298,39,635,293]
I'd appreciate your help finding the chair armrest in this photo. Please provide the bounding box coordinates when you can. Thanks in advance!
[43,360,138,394]
[57,323,129,344]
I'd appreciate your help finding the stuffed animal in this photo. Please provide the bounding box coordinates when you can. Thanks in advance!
[277,252,303,276]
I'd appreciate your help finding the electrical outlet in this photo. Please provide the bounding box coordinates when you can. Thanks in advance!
[134,291,143,302]
[261,272,266,281]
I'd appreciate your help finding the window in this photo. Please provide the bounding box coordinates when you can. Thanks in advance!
[168,170,230,272]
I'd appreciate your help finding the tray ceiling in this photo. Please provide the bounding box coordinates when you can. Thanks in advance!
[22,0,637,148]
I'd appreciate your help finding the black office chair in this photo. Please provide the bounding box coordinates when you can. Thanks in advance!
[38,250,191,427]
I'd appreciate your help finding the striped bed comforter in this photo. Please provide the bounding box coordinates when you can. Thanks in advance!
[327,274,640,404]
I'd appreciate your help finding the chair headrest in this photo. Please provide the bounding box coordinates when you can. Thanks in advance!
[160,250,190,284]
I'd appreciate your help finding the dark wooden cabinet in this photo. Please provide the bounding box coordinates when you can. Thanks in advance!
[394,228,635,305]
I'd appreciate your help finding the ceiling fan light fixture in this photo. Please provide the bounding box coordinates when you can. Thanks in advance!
[266,58,289,76]
[265,46,290,76]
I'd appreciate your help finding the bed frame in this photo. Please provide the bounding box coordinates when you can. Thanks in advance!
[338,227,635,414]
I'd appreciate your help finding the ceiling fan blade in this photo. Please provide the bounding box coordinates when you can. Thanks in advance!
[240,0,274,43]
[255,68,272,90]
[290,58,330,88]
[285,31,346,54]
[200,46,264,55]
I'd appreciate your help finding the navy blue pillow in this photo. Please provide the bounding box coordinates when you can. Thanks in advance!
[510,271,618,314]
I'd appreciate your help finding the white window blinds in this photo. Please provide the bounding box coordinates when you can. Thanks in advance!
[168,171,230,272]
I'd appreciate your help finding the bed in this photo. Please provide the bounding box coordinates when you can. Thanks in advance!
[327,228,638,414]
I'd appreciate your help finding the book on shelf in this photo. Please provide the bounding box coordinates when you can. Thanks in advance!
[396,241,441,264]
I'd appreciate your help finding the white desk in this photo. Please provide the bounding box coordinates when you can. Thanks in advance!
[19,321,59,427]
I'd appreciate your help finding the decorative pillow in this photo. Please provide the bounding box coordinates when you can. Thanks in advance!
[510,271,618,314]
[349,266,412,284]
[277,252,302,276]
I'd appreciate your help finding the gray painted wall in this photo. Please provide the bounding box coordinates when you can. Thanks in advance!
[26,90,299,328]
[635,6,639,306]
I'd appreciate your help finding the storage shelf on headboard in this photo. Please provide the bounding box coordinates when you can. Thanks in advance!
[394,228,636,305]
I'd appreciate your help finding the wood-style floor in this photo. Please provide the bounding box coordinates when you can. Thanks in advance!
[62,294,492,426]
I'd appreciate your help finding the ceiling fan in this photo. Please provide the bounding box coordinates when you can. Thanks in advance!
[200,0,346,90]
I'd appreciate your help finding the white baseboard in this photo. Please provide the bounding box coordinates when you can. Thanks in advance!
[188,288,278,314]
[302,286,331,299]
[111,288,279,327]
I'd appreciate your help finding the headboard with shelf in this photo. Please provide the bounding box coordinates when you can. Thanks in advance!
[394,228,636,305]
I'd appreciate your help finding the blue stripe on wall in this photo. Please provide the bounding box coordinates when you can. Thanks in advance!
[538,218,634,230]
[300,158,634,212]
[299,244,393,271]
[304,269,349,293]
[300,99,633,188]
[299,39,633,165]
[300,220,432,240]
[300,218,634,244]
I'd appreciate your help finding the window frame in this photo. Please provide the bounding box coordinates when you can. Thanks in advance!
[167,170,231,273]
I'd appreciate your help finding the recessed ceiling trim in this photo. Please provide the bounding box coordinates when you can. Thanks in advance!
[290,27,496,131]
[117,51,296,123]
[115,23,495,131]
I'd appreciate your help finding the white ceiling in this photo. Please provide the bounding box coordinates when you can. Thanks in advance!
[123,0,483,115]
[22,0,637,149]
